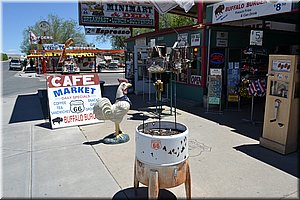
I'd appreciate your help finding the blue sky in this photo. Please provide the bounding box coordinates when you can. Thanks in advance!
[1,0,112,54]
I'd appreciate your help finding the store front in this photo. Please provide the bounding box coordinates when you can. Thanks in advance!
[125,1,299,109]
[205,1,299,112]
[125,25,206,102]
[28,48,125,73]
[28,48,97,73]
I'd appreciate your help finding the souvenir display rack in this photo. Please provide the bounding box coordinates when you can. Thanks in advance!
[239,47,268,123]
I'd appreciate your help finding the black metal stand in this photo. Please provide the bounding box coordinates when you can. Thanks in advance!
[242,95,263,125]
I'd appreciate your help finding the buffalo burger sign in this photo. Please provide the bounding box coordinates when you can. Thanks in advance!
[79,1,155,27]
[47,74,102,129]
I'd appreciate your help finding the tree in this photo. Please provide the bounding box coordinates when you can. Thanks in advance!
[1,53,9,61]
[20,14,88,54]
[95,13,195,49]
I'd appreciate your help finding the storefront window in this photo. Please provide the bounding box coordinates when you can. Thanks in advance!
[137,50,149,81]
[178,47,202,86]
[125,52,134,80]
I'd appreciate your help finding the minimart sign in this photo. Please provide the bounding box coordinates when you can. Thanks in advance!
[79,2,155,28]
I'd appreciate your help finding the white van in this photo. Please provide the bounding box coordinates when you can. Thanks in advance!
[9,59,22,71]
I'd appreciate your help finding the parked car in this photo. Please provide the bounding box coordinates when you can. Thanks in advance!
[108,61,118,69]
[97,61,107,71]
[9,59,22,71]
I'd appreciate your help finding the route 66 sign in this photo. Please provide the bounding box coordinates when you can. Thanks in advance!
[151,140,161,150]
[70,100,85,114]
[39,21,50,32]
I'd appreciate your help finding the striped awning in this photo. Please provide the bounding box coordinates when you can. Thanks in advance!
[27,53,95,58]
[27,54,43,58]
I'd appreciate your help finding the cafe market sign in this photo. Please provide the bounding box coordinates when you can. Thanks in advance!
[79,1,155,28]
[47,74,102,129]
[211,0,292,24]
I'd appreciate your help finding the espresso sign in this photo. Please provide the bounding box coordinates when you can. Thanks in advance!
[85,27,131,36]
[79,2,155,28]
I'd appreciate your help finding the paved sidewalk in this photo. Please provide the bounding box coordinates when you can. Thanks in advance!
[1,84,299,199]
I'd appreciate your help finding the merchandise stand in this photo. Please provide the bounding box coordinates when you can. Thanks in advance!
[260,55,299,154]
[242,96,262,124]
[241,77,266,124]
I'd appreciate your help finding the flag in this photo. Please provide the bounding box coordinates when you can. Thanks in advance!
[29,31,38,44]
[247,79,266,97]
[150,0,178,14]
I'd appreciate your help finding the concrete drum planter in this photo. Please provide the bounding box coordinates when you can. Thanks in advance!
[134,121,191,199]
[135,121,189,166]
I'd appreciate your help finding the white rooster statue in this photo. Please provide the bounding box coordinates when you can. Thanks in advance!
[93,78,132,144]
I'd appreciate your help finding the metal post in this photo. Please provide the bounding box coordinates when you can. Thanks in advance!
[149,71,151,103]
[174,73,177,130]
[170,74,173,115]
[250,95,254,121]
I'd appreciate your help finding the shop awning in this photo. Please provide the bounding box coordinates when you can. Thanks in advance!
[27,53,95,58]
[27,54,43,58]
[66,53,95,57]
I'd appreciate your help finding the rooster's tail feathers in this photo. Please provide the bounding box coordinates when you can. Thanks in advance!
[93,98,113,120]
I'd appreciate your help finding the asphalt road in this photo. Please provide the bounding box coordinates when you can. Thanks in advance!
[1,62,45,97]
[1,61,125,97]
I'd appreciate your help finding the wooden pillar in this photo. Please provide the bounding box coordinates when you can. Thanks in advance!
[201,26,207,87]
[197,0,204,24]
[130,27,133,37]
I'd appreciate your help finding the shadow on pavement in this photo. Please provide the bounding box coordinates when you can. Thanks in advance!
[128,93,265,141]
[112,187,177,200]
[234,144,299,178]
[83,132,115,145]
[35,122,52,129]
[127,93,299,178]
[9,91,47,124]
[174,97,266,141]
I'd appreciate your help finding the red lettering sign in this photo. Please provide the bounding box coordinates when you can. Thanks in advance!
[47,74,100,88]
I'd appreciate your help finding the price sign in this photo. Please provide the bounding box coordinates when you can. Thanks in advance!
[250,30,263,46]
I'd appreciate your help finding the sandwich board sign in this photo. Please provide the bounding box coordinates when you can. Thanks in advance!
[46,73,102,129]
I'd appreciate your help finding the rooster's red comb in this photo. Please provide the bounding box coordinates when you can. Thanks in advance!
[118,78,128,83]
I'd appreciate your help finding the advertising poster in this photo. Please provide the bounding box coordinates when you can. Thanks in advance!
[250,30,263,46]
[208,74,222,105]
[177,33,189,47]
[227,67,240,102]
[271,59,291,72]
[191,33,200,46]
[47,74,102,129]
[212,0,292,24]
[190,75,201,85]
